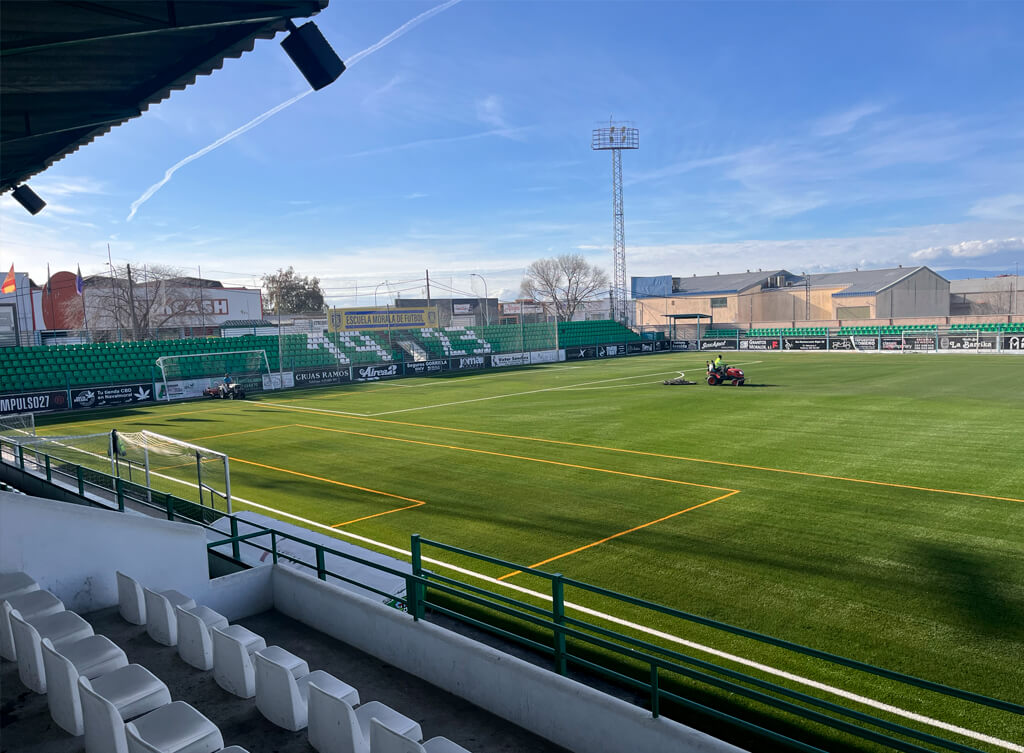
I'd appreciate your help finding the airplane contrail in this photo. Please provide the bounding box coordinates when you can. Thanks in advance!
[127,0,465,222]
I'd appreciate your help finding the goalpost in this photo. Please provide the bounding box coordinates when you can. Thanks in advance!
[900,330,937,353]
[114,430,232,513]
[156,349,272,400]
[2,427,230,514]
[0,412,36,439]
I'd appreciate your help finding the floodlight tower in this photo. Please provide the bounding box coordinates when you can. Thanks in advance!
[592,120,639,325]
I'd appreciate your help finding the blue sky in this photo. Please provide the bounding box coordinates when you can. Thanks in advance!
[2,0,1023,304]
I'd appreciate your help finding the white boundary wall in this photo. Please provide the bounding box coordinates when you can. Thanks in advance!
[273,566,745,753]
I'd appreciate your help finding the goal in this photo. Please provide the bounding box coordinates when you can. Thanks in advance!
[0,412,36,440]
[901,330,936,353]
[156,349,271,401]
[114,430,232,513]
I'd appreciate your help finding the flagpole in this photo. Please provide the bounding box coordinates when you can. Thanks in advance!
[45,263,52,331]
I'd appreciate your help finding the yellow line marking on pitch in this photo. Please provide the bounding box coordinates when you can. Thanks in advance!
[294,424,736,493]
[189,424,297,441]
[497,490,740,580]
[250,403,1024,504]
[228,456,426,525]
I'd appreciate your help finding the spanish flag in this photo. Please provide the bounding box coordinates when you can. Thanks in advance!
[1,264,15,295]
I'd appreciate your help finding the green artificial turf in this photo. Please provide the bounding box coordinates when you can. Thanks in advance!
[35,353,1024,751]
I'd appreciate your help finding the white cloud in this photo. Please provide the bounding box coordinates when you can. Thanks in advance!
[910,237,1024,261]
[968,194,1024,221]
[475,94,508,129]
[813,103,884,137]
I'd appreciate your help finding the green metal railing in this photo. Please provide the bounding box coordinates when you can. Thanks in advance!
[2,438,1021,753]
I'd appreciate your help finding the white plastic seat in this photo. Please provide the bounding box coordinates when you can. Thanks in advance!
[79,665,171,753]
[125,700,223,753]
[211,624,266,698]
[370,719,473,753]
[116,571,148,625]
[175,604,228,670]
[254,647,358,731]
[42,635,130,735]
[0,571,39,601]
[1,588,63,660]
[309,687,421,753]
[143,587,196,646]
[9,607,94,693]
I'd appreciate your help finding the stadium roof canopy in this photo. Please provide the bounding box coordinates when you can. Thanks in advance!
[1,0,329,194]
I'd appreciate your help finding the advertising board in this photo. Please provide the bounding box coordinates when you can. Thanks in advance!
[530,350,559,364]
[782,337,828,351]
[597,344,626,358]
[160,379,207,401]
[353,363,402,381]
[672,340,695,351]
[626,341,655,355]
[699,338,737,351]
[490,353,530,367]
[452,355,491,371]
[0,389,69,414]
[740,338,780,351]
[938,335,998,351]
[293,367,350,386]
[565,346,596,360]
[404,359,449,375]
[72,383,154,410]
[1003,334,1024,351]
[328,306,439,332]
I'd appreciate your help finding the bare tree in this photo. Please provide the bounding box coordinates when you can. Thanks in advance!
[261,267,325,314]
[61,265,211,339]
[520,254,609,320]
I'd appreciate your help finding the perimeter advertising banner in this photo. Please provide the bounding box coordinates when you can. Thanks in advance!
[1002,334,1024,351]
[328,306,439,332]
[782,337,828,351]
[740,338,781,351]
[293,366,351,386]
[0,389,69,414]
[672,340,695,351]
[938,335,998,351]
[699,338,738,351]
[597,344,627,357]
[881,335,935,352]
[565,346,596,360]
[490,353,530,367]
[530,350,559,364]
[829,336,878,350]
[404,359,449,375]
[626,341,655,354]
[452,355,491,371]
[353,363,402,381]
[71,383,153,410]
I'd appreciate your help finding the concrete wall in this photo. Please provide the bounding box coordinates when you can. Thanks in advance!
[272,566,745,753]
[0,491,272,620]
[880,269,949,318]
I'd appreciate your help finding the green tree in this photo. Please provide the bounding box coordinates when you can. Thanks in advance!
[261,267,325,314]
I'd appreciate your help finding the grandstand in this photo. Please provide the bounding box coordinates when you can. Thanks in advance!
[0,320,646,394]
[746,327,828,337]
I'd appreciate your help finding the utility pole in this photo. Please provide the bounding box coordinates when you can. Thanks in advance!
[126,264,142,339]
[425,269,431,308]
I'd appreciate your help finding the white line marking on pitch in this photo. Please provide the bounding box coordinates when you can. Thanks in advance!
[258,360,760,417]
[40,449,1017,750]
[221,494,1019,752]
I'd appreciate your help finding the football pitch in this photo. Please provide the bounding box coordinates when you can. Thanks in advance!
[36,353,1024,750]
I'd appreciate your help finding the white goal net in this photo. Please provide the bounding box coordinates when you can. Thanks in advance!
[156,349,270,401]
[114,430,232,513]
[0,412,36,440]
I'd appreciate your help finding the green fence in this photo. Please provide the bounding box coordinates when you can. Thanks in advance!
[1,438,1020,753]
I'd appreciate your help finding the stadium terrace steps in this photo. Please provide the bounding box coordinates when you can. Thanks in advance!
[746,328,827,337]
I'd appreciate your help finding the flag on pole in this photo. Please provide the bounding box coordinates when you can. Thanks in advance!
[76,265,84,295]
[1,264,15,294]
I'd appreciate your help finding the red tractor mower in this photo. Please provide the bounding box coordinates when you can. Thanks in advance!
[706,362,745,386]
